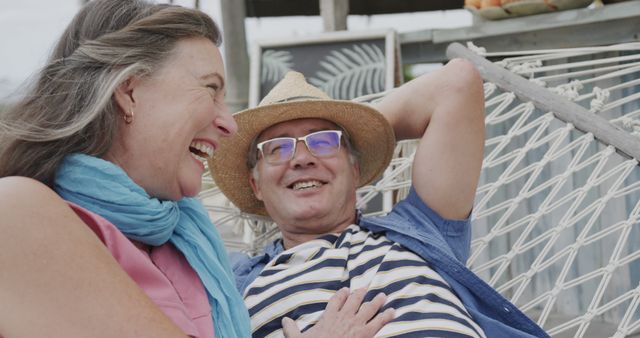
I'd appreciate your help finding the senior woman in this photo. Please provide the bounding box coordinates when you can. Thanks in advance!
[0,1,391,337]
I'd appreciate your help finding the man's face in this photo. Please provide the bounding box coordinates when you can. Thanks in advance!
[249,118,360,237]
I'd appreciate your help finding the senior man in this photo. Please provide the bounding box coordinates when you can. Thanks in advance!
[210,61,548,337]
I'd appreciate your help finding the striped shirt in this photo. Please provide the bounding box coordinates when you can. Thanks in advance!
[244,224,486,338]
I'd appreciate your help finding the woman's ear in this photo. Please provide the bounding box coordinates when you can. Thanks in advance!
[113,77,138,113]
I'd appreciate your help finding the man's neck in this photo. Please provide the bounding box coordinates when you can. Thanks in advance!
[279,210,358,250]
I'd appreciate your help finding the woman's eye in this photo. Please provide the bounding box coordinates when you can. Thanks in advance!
[206,84,219,91]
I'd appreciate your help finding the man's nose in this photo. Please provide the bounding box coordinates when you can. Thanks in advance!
[290,140,316,168]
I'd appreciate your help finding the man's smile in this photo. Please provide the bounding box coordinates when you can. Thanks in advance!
[289,179,327,190]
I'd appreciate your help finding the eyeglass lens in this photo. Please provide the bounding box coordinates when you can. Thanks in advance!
[260,130,341,164]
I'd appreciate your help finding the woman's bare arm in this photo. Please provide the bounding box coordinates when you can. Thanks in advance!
[0,176,187,338]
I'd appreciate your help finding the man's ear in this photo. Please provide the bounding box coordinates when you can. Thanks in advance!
[351,160,361,184]
[113,76,139,113]
[248,174,263,201]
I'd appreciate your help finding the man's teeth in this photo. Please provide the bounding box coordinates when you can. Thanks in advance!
[292,180,323,190]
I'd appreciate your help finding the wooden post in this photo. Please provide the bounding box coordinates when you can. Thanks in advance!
[219,0,250,113]
[320,0,349,32]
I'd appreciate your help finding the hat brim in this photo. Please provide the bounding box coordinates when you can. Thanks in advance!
[209,99,395,217]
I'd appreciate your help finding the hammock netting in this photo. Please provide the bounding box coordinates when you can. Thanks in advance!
[200,42,640,337]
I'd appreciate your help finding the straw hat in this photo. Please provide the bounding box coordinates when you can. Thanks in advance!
[209,71,395,216]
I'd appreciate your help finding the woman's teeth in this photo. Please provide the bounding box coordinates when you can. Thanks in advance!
[191,152,208,163]
[190,141,214,157]
[189,140,214,163]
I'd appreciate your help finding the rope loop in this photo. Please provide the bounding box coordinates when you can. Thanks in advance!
[589,87,610,113]
[530,78,547,88]
[550,80,583,100]
[510,60,542,77]
[466,41,487,55]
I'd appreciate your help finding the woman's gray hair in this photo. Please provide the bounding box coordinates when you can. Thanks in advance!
[0,0,221,187]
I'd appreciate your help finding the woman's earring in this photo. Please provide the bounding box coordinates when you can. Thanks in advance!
[124,108,134,124]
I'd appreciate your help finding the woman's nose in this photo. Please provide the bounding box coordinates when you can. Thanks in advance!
[214,106,238,136]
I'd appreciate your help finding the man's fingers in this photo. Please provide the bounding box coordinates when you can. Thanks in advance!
[300,289,394,338]
[324,287,350,313]
[356,292,387,321]
[341,287,367,315]
[364,308,396,336]
[281,317,301,338]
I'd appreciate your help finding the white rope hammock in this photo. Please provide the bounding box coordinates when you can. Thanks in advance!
[470,41,640,137]
[200,42,640,338]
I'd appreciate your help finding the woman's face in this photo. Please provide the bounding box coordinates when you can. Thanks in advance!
[107,37,236,200]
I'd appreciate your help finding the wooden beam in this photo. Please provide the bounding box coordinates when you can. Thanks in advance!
[348,0,462,15]
[244,0,462,17]
[220,0,251,112]
[438,1,640,42]
[401,0,640,64]
[446,42,640,161]
[246,0,318,17]
[320,0,349,31]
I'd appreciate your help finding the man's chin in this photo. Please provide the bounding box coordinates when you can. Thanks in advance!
[275,206,331,224]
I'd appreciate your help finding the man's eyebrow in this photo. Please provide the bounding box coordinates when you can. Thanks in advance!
[200,72,225,90]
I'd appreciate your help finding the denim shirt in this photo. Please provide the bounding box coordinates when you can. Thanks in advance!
[232,187,549,338]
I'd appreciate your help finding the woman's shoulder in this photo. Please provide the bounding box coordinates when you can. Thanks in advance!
[0,176,114,241]
[0,176,60,200]
[0,176,122,260]
[0,176,72,232]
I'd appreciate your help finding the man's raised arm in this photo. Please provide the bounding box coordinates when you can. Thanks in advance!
[373,58,485,219]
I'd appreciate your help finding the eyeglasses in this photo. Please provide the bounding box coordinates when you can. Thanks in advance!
[256,130,343,165]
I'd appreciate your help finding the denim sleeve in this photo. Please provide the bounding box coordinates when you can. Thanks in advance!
[230,240,285,294]
[230,252,253,293]
[230,251,271,294]
[395,186,472,263]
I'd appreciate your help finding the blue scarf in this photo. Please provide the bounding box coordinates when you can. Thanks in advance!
[55,153,251,338]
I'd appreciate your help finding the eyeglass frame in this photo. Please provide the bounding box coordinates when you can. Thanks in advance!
[255,130,344,165]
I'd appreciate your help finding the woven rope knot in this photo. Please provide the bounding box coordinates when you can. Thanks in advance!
[530,78,547,87]
[551,80,582,100]
[631,121,640,137]
[466,41,486,55]
[589,87,610,112]
[620,117,636,129]
[510,61,542,77]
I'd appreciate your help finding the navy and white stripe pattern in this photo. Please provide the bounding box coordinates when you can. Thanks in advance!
[244,225,486,338]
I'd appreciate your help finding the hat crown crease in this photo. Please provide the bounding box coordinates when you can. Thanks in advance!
[259,71,330,106]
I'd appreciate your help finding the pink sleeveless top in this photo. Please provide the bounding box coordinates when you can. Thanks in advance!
[68,202,215,338]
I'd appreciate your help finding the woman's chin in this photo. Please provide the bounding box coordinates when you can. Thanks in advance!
[177,180,203,200]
